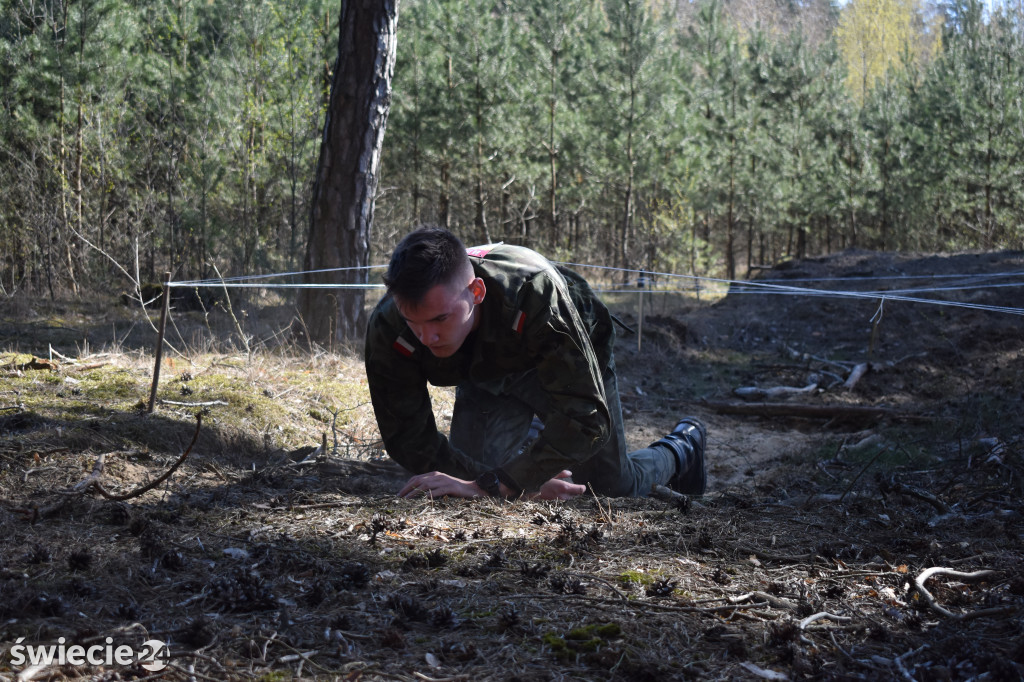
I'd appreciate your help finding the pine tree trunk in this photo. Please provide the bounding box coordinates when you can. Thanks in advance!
[547,47,558,245]
[299,0,399,345]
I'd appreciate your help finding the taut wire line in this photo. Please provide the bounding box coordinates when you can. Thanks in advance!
[169,263,386,287]
[168,282,386,289]
[163,260,1024,316]
[566,261,1024,316]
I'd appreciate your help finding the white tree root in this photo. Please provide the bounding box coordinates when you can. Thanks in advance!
[912,567,1012,620]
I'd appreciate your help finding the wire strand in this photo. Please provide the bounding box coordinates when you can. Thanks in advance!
[164,260,1024,316]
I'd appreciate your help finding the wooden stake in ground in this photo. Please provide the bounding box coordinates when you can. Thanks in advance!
[637,287,644,352]
[868,297,885,358]
[147,271,172,414]
[637,270,648,352]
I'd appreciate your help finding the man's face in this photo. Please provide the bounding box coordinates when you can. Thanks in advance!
[396,276,485,358]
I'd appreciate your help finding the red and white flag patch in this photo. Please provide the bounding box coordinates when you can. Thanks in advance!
[466,243,498,258]
[393,336,415,357]
[512,310,526,334]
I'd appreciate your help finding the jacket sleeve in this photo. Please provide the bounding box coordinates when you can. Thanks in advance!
[363,304,475,480]
[496,273,612,492]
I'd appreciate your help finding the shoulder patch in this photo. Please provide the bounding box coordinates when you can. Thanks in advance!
[466,242,502,258]
[393,336,415,357]
[512,310,526,334]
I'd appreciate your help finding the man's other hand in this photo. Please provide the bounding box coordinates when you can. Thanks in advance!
[399,471,481,499]
[398,470,584,500]
[532,470,585,501]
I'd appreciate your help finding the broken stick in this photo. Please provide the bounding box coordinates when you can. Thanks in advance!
[843,363,869,391]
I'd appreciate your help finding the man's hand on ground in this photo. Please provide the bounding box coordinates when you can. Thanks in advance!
[398,470,585,500]
[531,470,586,501]
[399,471,481,499]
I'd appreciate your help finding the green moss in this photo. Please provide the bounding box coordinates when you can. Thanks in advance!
[0,352,34,366]
[0,345,383,481]
[542,632,568,650]
[543,622,623,661]
[618,569,656,586]
[567,622,622,639]
[574,638,602,652]
[257,672,292,682]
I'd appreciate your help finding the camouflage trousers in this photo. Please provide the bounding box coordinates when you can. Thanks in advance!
[448,360,677,497]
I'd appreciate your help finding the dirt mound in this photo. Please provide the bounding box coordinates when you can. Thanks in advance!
[690,249,1024,359]
[621,249,1024,485]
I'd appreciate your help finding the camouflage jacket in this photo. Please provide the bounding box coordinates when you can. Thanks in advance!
[364,244,616,492]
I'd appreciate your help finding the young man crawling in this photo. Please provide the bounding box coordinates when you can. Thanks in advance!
[364,225,706,501]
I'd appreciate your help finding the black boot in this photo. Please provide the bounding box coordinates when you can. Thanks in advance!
[654,417,707,495]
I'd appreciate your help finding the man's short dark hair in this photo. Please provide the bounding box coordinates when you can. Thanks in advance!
[383,225,470,305]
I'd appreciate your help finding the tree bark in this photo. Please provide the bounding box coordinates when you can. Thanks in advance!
[299,0,399,345]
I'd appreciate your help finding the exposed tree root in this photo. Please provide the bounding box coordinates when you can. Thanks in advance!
[912,567,1013,620]
[14,414,203,521]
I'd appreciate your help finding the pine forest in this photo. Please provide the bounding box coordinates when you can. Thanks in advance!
[1,0,1023,296]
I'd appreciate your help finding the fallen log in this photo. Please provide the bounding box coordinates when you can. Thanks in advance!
[702,400,923,421]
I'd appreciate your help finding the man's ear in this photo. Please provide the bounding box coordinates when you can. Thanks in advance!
[468,277,486,304]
